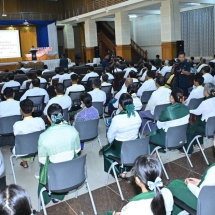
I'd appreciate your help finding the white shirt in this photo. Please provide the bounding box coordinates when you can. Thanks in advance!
[184,86,204,106]
[210,59,215,63]
[20,80,31,90]
[203,73,214,84]
[20,67,31,73]
[137,79,157,97]
[100,73,114,81]
[65,84,85,95]
[159,66,172,77]
[114,68,122,73]
[151,65,157,70]
[107,111,142,143]
[50,74,61,85]
[20,87,49,103]
[140,70,147,82]
[59,73,74,84]
[88,88,106,104]
[190,97,215,121]
[101,82,114,94]
[29,77,47,89]
[0,99,21,117]
[124,67,138,79]
[43,95,72,115]
[197,64,207,73]
[1,81,20,94]
[81,72,99,82]
[145,87,171,115]
[42,69,51,74]
[114,87,127,100]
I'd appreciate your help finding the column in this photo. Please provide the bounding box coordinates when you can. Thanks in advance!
[63,24,75,62]
[84,20,98,62]
[160,0,181,59]
[115,11,131,61]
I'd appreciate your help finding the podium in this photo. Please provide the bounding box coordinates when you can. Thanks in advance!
[30,49,38,60]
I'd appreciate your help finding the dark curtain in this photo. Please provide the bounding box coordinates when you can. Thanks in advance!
[36,26,49,47]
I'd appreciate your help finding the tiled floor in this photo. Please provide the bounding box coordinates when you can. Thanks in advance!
[1,119,215,215]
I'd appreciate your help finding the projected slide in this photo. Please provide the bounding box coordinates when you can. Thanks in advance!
[0,30,21,58]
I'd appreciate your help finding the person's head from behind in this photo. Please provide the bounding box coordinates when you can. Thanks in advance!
[47,104,64,125]
[156,55,160,59]
[208,62,215,69]
[105,66,111,74]
[63,68,68,74]
[200,58,206,64]
[20,99,34,116]
[43,65,48,70]
[88,66,94,72]
[55,67,61,74]
[128,71,137,79]
[93,79,101,89]
[4,69,9,73]
[8,73,14,81]
[70,74,78,84]
[27,73,34,80]
[133,155,166,215]
[204,83,215,98]
[4,88,14,100]
[201,66,210,75]
[164,60,169,66]
[127,84,138,95]
[80,92,92,108]
[125,78,133,88]
[170,88,184,104]
[169,60,173,67]
[36,70,42,77]
[20,64,24,68]
[32,78,40,88]
[102,74,108,83]
[190,57,194,61]
[129,62,134,68]
[146,70,154,80]
[156,76,165,88]
[55,83,64,95]
[0,184,32,215]
[194,74,204,87]
[149,60,155,66]
[178,52,186,62]
[119,93,135,117]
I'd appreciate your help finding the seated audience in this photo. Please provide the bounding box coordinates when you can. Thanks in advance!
[1,73,20,94]
[20,63,31,73]
[210,54,215,63]
[59,67,75,83]
[20,78,49,103]
[0,88,20,117]
[102,67,114,80]
[137,71,157,97]
[189,57,195,68]
[81,66,99,82]
[38,104,80,204]
[209,62,215,76]
[123,62,138,79]
[65,74,85,95]
[29,70,47,88]
[20,73,35,90]
[0,150,6,190]
[104,155,173,215]
[42,65,50,74]
[197,58,207,73]
[50,67,62,85]
[158,60,173,77]
[201,66,214,84]
[13,99,45,168]
[88,79,106,104]
[113,63,123,73]
[149,60,157,70]
[101,74,114,95]
[138,63,152,81]
[122,71,139,89]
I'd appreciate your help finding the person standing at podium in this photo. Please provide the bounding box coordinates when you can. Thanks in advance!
[59,54,68,72]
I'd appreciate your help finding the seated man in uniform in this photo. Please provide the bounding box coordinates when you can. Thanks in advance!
[1,73,20,94]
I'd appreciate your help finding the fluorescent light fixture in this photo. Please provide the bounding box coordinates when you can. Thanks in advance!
[187,3,201,6]
[129,14,137,18]
[2,13,7,17]
[2,0,6,16]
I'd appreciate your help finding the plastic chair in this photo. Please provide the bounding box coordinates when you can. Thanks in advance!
[68,91,85,111]
[107,79,114,85]
[188,98,204,110]
[101,85,112,103]
[40,83,47,89]
[151,124,193,180]
[92,102,105,122]
[75,118,102,149]
[63,79,71,89]
[86,77,99,91]
[164,72,171,83]
[38,155,97,215]
[10,130,43,184]
[186,116,215,166]
[27,95,45,116]
[106,137,150,200]
[63,108,70,124]
[141,90,155,104]
[8,86,20,93]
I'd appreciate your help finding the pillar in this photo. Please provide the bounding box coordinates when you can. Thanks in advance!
[63,24,75,62]
[115,11,131,61]
[160,0,181,60]
[84,20,98,62]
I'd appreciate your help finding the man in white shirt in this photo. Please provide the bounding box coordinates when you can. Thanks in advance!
[88,79,106,104]
[65,74,85,96]
[210,55,215,63]
[50,67,62,86]
[184,75,204,106]
[42,65,51,74]
[197,58,207,73]
[123,62,138,79]
[149,60,157,70]
[20,78,49,103]
[58,67,75,84]
[0,88,21,118]
[20,73,35,90]
[20,63,31,73]
[101,74,114,95]
[1,73,20,94]
[100,67,114,81]
[137,71,157,97]
[113,63,122,73]
[29,70,47,89]
[81,66,99,82]
[43,83,72,115]
[202,66,214,84]
[158,60,173,77]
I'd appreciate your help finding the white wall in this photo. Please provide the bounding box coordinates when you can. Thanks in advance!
[131,15,162,59]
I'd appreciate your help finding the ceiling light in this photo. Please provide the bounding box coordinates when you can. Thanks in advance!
[2,13,7,17]
[187,3,201,6]
[129,14,137,18]
[23,20,29,25]
[2,0,6,17]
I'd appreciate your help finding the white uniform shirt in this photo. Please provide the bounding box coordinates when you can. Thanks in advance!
[184,86,204,106]
[65,84,85,95]
[50,74,61,85]
[114,68,122,73]
[203,73,214,84]
[137,79,157,97]
[190,97,215,121]
[20,80,31,90]
[20,87,49,103]
[42,69,51,74]
[210,59,215,63]
[29,77,47,89]
[107,111,142,143]
[59,73,75,84]
[43,95,72,115]
[0,99,21,117]
[81,72,99,82]
[124,67,138,79]
[88,89,106,104]
[151,65,157,70]
[159,66,172,77]
[100,72,114,81]
[114,87,127,100]
[140,71,147,82]
[197,64,207,73]
[20,67,31,73]
[145,87,171,115]
[1,81,20,94]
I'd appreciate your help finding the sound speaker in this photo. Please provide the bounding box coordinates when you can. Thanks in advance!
[94,46,100,58]
[176,40,184,55]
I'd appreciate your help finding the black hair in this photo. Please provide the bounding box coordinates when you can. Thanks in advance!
[93,79,101,88]
[171,88,184,103]
[209,62,215,68]
[43,65,48,69]
[7,73,14,81]
[202,66,210,73]
[169,60,173,66]
[146,70,154,78]
[156,76,165,86]
[4,87,14,98]
[71,74,78,81]
[150,60,155,65]
[156,55,160,59]
[105,66,111,73]
[80,92,92,108]
[133,155,166,215]
[128,71,137,79]
[88,66,94,72]
[36,70,42,76]
[0,184,32,215]
[47,104,64,124]
[32,78,40,87]
[178,51,185,56]
[127,84,138,95]
[4,69,9,73]
[190,57,194,61]
[27,73,34,79]
[102,74,108,82]
[20,99,34,114]
[55,83,64,94]
[119,93,133,110]
[144,63,152,71]
[129,62,134,67]
[55,67,61,74]
[202,58,206,63]
[63,68,68,74]
[20,64,24,68]
[194,74,204,85]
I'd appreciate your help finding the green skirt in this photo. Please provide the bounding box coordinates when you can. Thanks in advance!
[149,128,166,153]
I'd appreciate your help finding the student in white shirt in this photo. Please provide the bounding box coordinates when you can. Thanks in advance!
[137,71,157,97]
[101,74,114,95]
[210,55,215,63]
[42,65,51,74]
[197,58,207,73]
[13,99,45,168]
[29,70,47,89]
[81,66,99,82]
[20,78,49,103]
[122,71,139,89]
[158,60,173,77]
[58,68,75,84]
[113,63,122,73]
[100,66,114,80]
[201,66,214,84]
[50,67,62,86]
[88,79,106,104]
[138,63,152,82]
[20,63,31,73]
[123,62,138,79]
[184,75,204,106]
[0,88,21,118]
[65,74,85,96]
[20,73,35,90]
[105,155,173,215]
[43,83,72,115]
[1,73,20,94]
[149,60,157,70]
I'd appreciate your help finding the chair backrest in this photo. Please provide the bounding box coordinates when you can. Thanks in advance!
[197,186,215,215]
[8,86,20,92]
[47,155,87,192]
[75,119,99,142]
[188,98,204,110]
[121,137,150,165]
[141,91,155,104]
[14,75,28,85]
[0,115,22,135]
[69,91,85,107]
[26,81,32,90]
[107,79,114,85]
[42,72,56,82]
[153,104,170,121]
[63,108,69,122]
[15,130,43,155]
[63,79,71,89]
[52,78,59,86]
[205,116,215,138]
[92,102,104,116]
[101,85,112,102]
[166,124,188,149]
[40,83,47,89]
[164,72,171,82]
[87,77,99,91]
[27,95,45,112]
